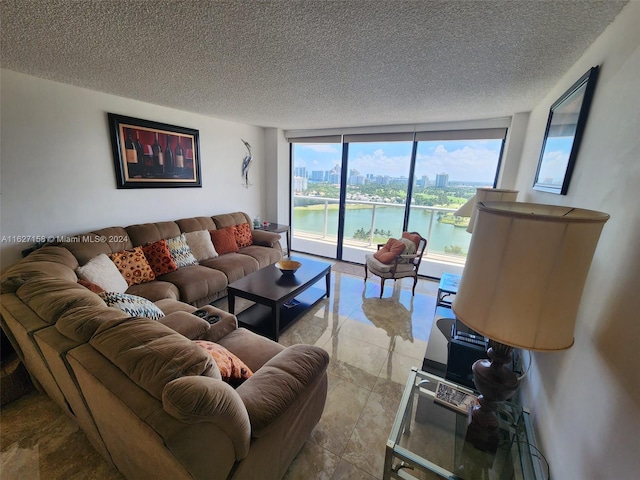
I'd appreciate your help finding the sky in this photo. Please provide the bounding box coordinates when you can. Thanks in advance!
[293,139,503,183]
[536,136,572,185]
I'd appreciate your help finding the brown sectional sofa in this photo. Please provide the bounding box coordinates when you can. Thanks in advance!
[0,212,329,479]
[60,212,283,306]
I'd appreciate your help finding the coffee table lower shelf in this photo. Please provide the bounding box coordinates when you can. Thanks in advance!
[235,286,327,341]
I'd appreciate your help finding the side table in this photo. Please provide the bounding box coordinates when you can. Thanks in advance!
[259,223,291,257]
[384,368,548,480]
[437,272,461,308]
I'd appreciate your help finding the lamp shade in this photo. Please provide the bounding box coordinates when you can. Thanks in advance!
[452,201,609,351]
[467,188,519,232]
[454,195,476,217]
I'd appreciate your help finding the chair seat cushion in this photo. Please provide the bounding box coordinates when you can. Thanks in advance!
[366,254,416,275]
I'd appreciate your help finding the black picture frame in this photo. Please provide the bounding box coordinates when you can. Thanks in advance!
[533,66,599,195]
[108,113,202,189]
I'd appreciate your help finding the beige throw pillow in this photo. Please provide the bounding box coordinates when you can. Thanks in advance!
[397,238,417,263]
[185,230,218,261]
[76,254,128,293]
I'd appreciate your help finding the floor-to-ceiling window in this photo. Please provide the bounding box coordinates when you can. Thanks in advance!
[290,137,343,258]
[406,130,505,276]
[289,126,507,276]
[340,134,415,263]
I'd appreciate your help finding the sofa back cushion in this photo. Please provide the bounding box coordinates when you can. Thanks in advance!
[15,277,106,326]
[126,221,181,247]
[1,247,79,294]
[56,305,131,343]
[175,216,216,233]
[212,212,251,229]
[19,246,79,270]
[59,227,133,266]
[90,317,219,400]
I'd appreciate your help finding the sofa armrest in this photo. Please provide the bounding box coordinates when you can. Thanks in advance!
[157,311,210,339]
[251,229,281,248]
[235,344,329,437]
[162,376,251,459]
[196,305,238,342]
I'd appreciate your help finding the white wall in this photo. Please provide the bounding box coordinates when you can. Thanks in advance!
[263,127,291,225]
[0,70,266,267]
[514,2,640,477]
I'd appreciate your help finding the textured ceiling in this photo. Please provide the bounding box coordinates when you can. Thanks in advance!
[0,0,629,130]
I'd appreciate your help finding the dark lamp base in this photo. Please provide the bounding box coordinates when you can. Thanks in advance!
[466,342,519,453]
[466,407,500,453]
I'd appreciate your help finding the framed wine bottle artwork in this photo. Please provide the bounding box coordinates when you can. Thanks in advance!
[108,113,202,188]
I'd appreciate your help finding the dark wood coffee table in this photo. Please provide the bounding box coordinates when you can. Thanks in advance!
[226,256,331,341]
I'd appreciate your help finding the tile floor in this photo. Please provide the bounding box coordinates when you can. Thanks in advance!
[0,263,441,479]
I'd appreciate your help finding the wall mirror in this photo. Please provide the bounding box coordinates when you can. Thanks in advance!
[533,66,599,195]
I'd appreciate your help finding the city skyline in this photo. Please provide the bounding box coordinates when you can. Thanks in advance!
[292,139,504,183]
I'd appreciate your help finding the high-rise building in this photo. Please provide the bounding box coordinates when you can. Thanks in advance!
[435,173,449,187]
[328,173,341,184]
[293,176,308,192]
[310,170,325,182]
[294,166,307,178]
[420,175,430,187]
[348,169,363,185]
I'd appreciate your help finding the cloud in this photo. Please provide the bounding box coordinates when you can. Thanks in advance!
[415,143,500,182]
[537,150,569,182]
[301,144,340,153]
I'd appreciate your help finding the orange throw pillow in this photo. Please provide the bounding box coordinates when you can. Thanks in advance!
[77,279,105,294]
[193,340,253,386]
[210,226,239,254]
[109,246,156,286]
[234,222,253,248]
[373,238,407,264]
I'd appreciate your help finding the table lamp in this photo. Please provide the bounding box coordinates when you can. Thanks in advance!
[452,201,609,451]
[467,188,519,233]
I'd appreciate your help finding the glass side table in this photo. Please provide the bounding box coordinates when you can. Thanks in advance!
[384,368,549,480]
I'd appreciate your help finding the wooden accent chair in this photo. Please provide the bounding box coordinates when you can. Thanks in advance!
[364,232,427,298]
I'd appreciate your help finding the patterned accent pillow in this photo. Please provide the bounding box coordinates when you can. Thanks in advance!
[185,230,218,261]
[234,222,253,248]
[76,254,129,293]
[142,239,178,276]
[193,340,253,386]
[98,292,165,320]
[210,226,239,255]
[109,247,156,286]
[165,233,199,267]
